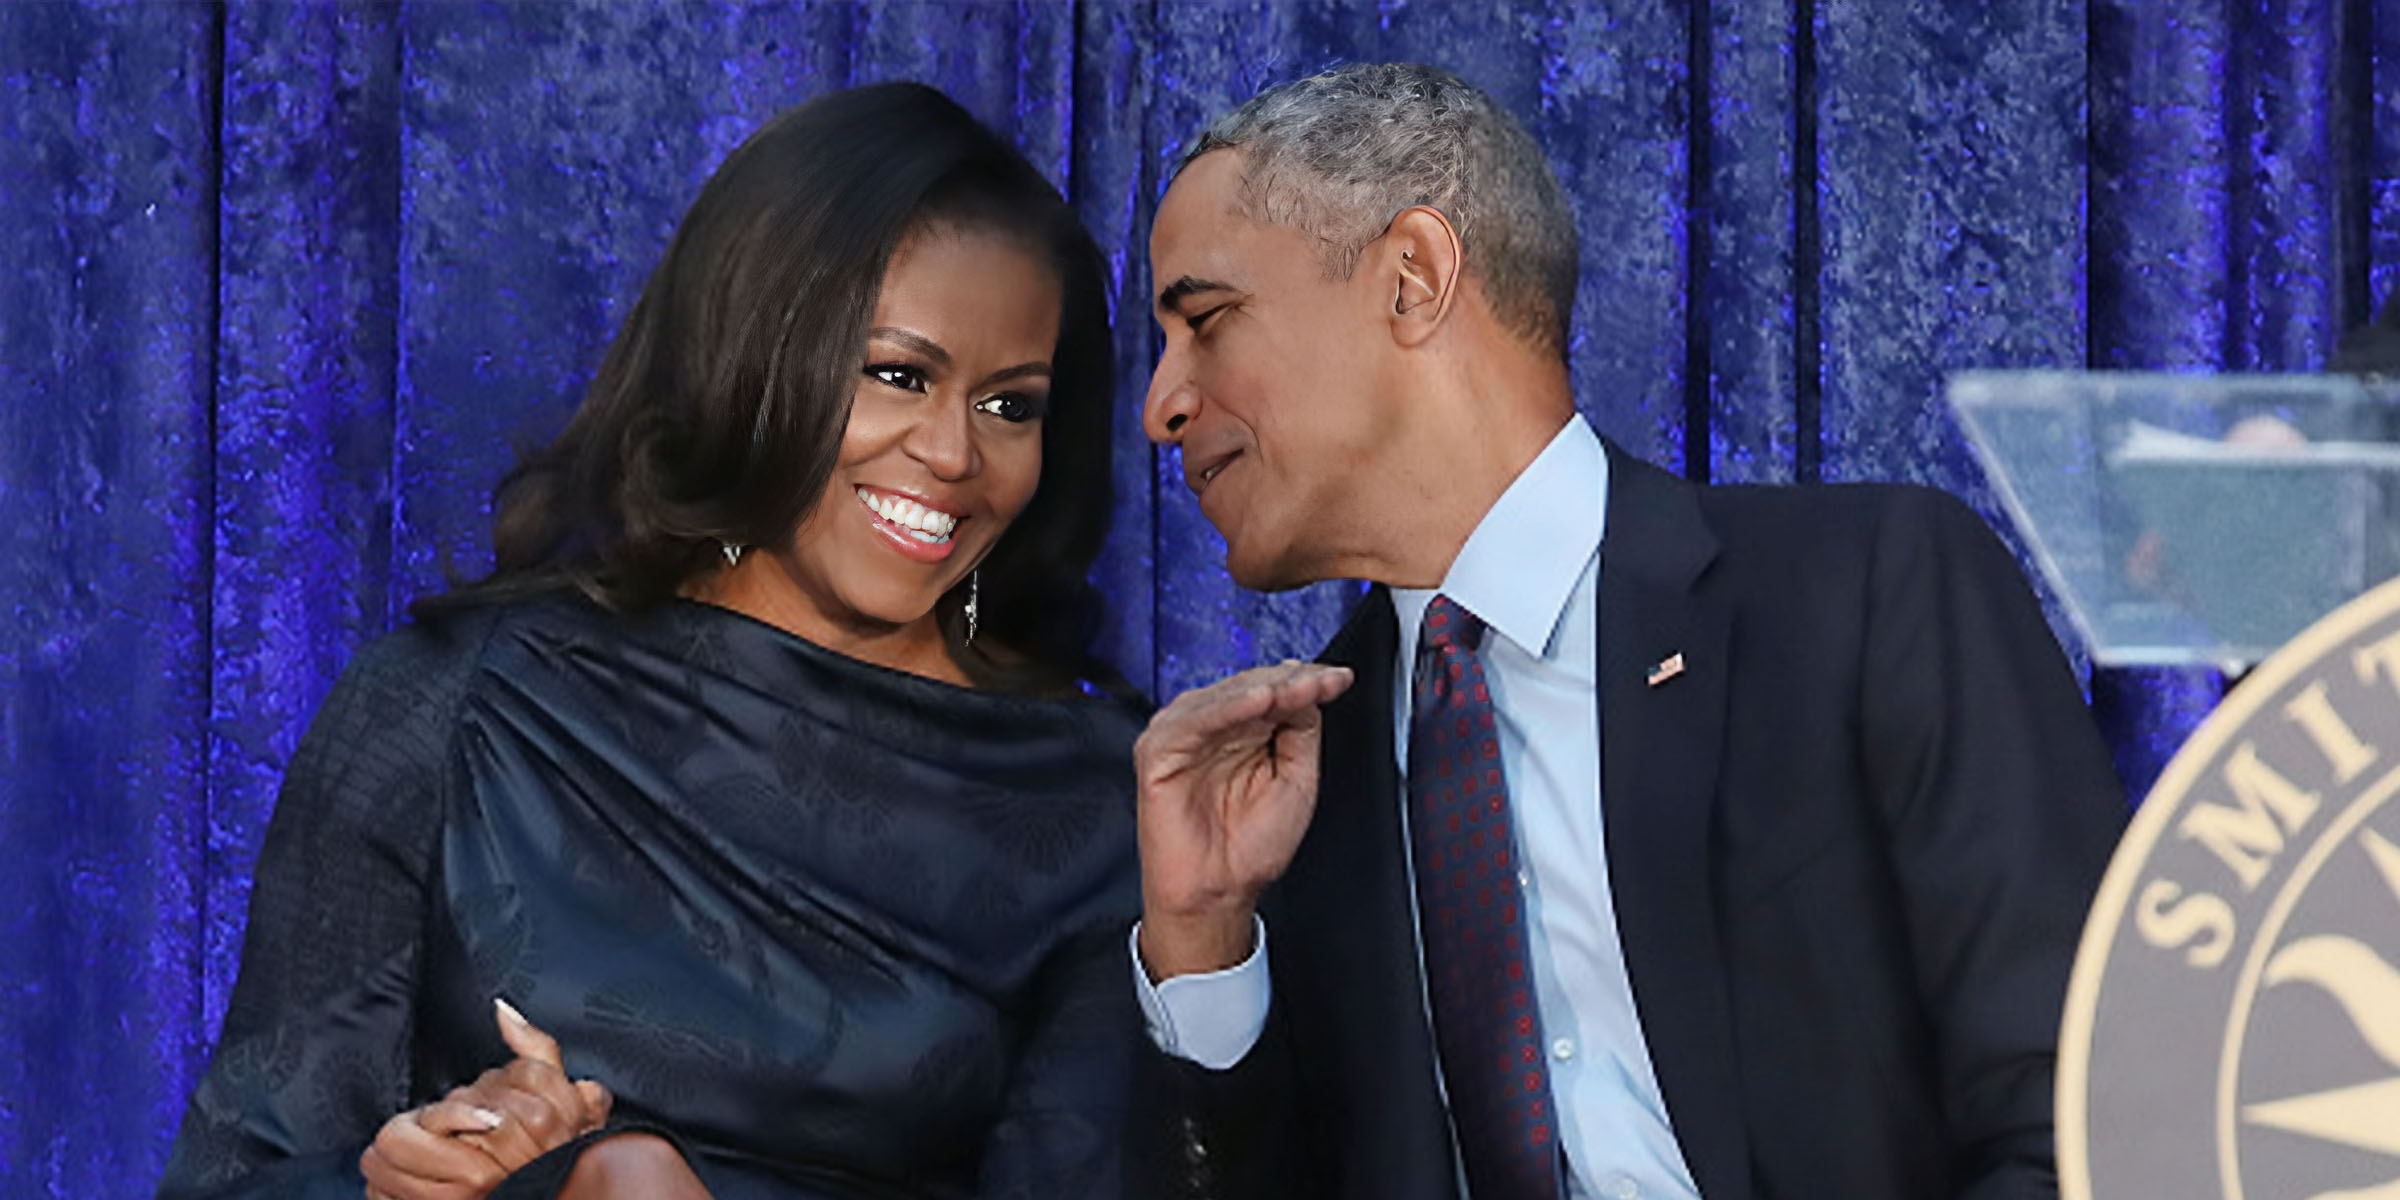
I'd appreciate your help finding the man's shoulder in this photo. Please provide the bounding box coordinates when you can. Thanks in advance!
[1603,442,1993,559]
[1687,476,2001,569]
[1694,475,1969,528]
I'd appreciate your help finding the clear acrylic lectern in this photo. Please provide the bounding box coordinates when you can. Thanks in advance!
[1947,371,2400,671]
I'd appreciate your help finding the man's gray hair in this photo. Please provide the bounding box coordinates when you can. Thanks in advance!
[1182,62,1579,356]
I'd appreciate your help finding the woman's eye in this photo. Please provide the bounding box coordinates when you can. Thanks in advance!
[974,392,1045,423]
[1187,306,1227,334]
[866,363,927,392]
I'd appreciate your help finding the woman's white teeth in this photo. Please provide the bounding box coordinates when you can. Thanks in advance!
[856,488,956,542]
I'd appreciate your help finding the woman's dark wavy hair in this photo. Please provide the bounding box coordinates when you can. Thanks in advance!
[416,83,1126,697]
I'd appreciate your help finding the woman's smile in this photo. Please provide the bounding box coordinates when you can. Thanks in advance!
[854,484,962,563]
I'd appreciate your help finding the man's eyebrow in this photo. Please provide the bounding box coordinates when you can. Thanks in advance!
[866,326,950,367]
[1156,275,1238,313]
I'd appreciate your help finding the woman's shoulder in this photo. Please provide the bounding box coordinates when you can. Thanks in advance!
[1053,679,1151,747]
[356,603,502,674]
[290,599,541,778]
[335,600,535,709]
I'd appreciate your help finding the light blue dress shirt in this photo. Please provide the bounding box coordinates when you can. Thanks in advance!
[1133,417,1699,1200]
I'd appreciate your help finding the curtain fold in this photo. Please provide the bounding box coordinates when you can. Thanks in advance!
[211,0,403,1033]
[1,0,2388,1190]
[1702,0,1799,485]
[1,4,224,1193]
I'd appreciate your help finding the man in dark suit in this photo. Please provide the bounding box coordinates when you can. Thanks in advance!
[1124,63,2128,1200]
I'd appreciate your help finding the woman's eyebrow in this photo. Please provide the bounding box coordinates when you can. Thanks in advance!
[982,362,1053,386]
[867,326,949,367]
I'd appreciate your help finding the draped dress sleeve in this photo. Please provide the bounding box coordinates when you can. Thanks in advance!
[974,924,1140,1199]
[156,617,491,1199]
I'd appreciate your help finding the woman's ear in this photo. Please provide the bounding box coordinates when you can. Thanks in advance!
[1381,205,1463,348]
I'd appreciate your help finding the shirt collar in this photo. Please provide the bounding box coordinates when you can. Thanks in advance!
[1392,415,1608,662]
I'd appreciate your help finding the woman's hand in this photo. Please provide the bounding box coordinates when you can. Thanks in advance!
[359,999,614,1200]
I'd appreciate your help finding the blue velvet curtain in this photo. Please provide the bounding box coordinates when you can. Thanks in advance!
[1,0,2386,1191]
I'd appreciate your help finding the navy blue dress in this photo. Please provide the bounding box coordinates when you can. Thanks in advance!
[158,596,1143,1199]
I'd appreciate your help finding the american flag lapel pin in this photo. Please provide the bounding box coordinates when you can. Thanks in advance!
[1646,652,1686,688]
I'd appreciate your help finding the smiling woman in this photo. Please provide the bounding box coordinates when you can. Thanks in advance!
[724,225,1067,683]
[422,85,1121,697]
[155,84,1142,1200]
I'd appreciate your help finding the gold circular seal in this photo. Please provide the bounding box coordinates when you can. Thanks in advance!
[2062,575,2400,1200]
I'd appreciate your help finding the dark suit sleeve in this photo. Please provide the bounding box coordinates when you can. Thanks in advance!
[1856,491,2127,1200]
[155,628,466,1199]
[1128,976,1316,1200]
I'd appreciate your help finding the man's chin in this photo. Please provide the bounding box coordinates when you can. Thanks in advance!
[1221,538,1322,594]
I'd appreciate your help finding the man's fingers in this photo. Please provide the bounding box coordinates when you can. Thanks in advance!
[1149,663,1352,752]
[1138,663,1349,801]
[1154,667,1284,732]
[493,998,563,1070]
[1301,663,1354,704]
[1231,664,1347,748]
[1254,661,1351,718]
[1269,666,1350,723]
[1177,660,1331,715]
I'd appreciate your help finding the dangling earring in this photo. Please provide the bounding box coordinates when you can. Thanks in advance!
[965,570,980,645]
[721,542,745,568]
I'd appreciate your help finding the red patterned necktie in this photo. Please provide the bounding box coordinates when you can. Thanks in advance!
[1408,594,1563,1200]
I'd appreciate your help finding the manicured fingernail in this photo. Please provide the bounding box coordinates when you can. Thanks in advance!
[494,997,529,1027]
[471,1107,505,1130]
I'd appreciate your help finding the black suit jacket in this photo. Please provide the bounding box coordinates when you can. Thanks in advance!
[1135,446,2128,1200]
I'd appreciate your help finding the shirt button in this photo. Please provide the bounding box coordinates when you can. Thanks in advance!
[1607,1176,1640,1200]
[1550,1037,1576,1062]
[1517,869,1530,888]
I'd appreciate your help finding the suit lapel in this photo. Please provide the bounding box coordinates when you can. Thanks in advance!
[1596,446,1753,1200]
[1285,588,1461,1199]
[1289,451,1754,1199]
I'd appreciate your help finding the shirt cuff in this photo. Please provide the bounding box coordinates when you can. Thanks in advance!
[1126,917,1272,1071]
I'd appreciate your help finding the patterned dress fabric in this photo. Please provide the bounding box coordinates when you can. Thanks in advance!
[1406,596,1562,1200]
[155,595,1145,1199]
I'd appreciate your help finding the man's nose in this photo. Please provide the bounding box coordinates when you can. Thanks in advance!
[1143,345,1198,445]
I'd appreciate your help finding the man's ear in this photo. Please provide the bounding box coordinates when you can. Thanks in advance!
[1381,205,1463,348]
